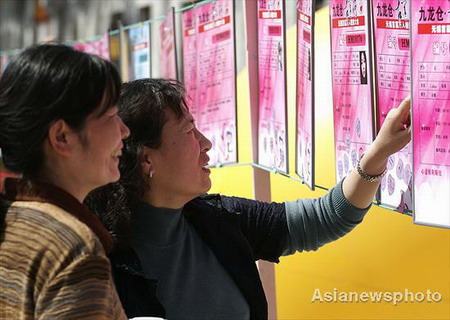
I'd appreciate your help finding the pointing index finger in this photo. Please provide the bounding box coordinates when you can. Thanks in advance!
[397,95,411,115]
[397,96,411,129]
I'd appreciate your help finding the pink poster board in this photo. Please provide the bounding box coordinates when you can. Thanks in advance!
[257,0,288,173]
[296,0,315,190]
[196,0,237,165]
[372,0,412,212]
[182,1,237,165]
[160,8,178,80]
[411,1,450,228]
[73,32,110,61]
[127,24,151,80]
[330,0,375,182]
[182,8,199,121]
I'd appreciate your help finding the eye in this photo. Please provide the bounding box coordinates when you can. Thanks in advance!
[187,126,195,134]
[107,107,119,118]
[186,120,196,133]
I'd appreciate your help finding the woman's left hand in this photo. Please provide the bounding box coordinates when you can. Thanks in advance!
[369,96,411,160]
[361,96,411,176]
[343,96,411,209]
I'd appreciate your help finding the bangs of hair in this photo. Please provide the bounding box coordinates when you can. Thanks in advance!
[160,80,189,120]
[92,57,122,117]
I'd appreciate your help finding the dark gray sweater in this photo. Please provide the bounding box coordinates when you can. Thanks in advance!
[128,179,370,320]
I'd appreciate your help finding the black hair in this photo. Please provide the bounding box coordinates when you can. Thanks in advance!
[0,44,121,176]
[85,78,188,243]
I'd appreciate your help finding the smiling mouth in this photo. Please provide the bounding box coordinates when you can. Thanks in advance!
[201,155,210,169]
[201,161,210,173]
[111,150,122,158]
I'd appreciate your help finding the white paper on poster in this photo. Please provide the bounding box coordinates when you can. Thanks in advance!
[411,0,450,228]
[128,24,151,80]
[257,0,288,173]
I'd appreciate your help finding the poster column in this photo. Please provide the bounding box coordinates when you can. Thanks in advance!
[109,32,122,75]
[330,0,375,183]
[245,2,277,318]
[196,0,237,165]
[257,0,288,173]
[119,24,130,82]
[296,0,315,189]
[372,0,412,212]
[411,1,450,228]
[160,8,178,80]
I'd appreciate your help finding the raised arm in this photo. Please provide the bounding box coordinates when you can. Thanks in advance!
[219,97,411,260]
[220,183,369,259]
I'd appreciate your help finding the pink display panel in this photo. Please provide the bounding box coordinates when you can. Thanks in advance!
[182,1,237,165]
[257,0,288,173]
[411,1,450,228]
[372,0,412,212]
[73,32,110,61]
[330,0,375,182]
[196,0,237,164]
[127,24,151,80]
[160,8,178,80]
[182,8,199,121]
[296,0,315,190]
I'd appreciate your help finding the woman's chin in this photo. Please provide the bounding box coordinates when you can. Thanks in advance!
[105,170,121,185]
[198,180,212,196]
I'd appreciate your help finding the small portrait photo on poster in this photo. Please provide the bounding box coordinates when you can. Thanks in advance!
[359,50,367,84]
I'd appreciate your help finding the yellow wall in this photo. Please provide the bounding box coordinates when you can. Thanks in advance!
[209,6,450,320]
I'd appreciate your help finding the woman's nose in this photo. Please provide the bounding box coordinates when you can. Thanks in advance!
[196,128,212,152]
[120,117,130,139]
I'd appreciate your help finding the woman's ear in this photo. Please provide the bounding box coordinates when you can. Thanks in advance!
[47,119,75,156]
[140,146,154,176]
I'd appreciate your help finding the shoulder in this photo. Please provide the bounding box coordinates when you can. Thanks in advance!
[185,194,286,220]
[1,201,110,298]
[6,201,104,256]
[185,194,226,212]
[184,194,245,219]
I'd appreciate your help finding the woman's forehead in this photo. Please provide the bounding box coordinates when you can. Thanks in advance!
[164,109,193,130]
